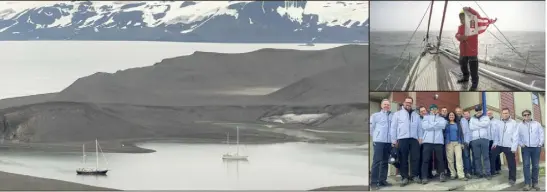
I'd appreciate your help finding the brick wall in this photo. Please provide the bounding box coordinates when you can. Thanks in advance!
[500,92,516,118]
[392,92,409,104]
[416,92,460,112]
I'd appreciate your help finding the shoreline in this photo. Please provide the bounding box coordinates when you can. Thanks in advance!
[0,169,367,191]
[0,171,117,191]
[0,137,367,154]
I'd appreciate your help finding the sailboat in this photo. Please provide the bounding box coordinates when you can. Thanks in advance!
[76,139,108,175]
[222,126,248,160]
[374,0,545,91]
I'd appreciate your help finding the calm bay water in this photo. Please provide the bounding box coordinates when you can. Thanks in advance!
[0,142,367,190]
[0,41,346,99]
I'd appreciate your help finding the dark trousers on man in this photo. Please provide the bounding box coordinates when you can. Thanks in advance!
[489,140,502,173]
[371,142,392,186]
[419,145,434,179]
[459,56,479,86]
[398,138,420,180]
[463,143,474,176]
[471,138,491,176]
[422,143,446,179]
[490,146,516,181]
[521,147,542,185]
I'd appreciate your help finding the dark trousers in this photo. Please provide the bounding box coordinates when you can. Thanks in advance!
[522,147,541,185]
[489,140,502,172]
[398,138,420,179]
[471,139,491,176]
[419,145,434,179]
[463,144,473,175]
[459,56,479,85]
[422,143,445,179]
[371,142,391,185]
[490,146,516,181]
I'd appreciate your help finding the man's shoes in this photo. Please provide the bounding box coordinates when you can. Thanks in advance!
[450,176,457,180]
[379,181,392,187]
[440,173,447,182]
[372,185,381,191]
[523,185,531,191]
[485,175,492,180]
[459,176,468,181]
[532,183,541,191]
[469,85,478,91]
[422,179,429,185]
[400,178,409,187]
[412,177,421,184]
[465,173,472,179]
[457,78,469,84]
[509,180,516,185]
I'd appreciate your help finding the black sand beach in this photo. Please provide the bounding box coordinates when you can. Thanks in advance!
[0,171,116,191]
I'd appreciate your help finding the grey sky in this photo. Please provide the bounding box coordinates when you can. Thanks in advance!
[371,1,545,31]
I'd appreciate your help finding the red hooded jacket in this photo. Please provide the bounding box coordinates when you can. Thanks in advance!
[455,25,478,57]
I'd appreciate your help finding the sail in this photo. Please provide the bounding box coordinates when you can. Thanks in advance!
[462,7,496,36]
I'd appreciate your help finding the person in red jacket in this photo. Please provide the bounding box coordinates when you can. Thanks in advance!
[455,9,479,91]
[455,7,496,91]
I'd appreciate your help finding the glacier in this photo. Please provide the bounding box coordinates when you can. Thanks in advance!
[0,1,368,43]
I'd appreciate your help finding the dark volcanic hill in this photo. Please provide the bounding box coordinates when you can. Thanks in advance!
[0,45,368,145]
[56,44,367,106]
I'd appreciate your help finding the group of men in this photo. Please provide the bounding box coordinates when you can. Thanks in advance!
[370,96,545,191]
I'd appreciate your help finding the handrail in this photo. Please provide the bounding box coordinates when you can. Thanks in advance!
[442,49,544,77]
[401,47,427,90]
[440,49,545,91]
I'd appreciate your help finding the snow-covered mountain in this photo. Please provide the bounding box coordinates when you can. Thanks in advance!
[0,1,368,43]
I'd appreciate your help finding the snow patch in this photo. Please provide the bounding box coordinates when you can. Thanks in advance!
[261,113,331,125]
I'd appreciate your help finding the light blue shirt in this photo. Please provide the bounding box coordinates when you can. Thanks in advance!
[469,115,491,141]
[370,110,393,143]
[517,120,545,148]
[390,108,422,144]
[493,118,519,152]
[421,114,446,144]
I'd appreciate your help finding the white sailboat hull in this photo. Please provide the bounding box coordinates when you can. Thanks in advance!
[222,154,248,160]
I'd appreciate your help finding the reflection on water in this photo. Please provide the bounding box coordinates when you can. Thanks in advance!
[0,142,366,190]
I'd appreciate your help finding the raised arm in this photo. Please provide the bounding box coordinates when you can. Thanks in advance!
[390,113,398,144]
[470,117,490,130]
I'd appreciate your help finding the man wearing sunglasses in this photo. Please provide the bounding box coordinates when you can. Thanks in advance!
[517,109,545,191]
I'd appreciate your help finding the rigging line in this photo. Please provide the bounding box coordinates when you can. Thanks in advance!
[374,1,432,91]
[474,1,526,59]
[472,2,542,70]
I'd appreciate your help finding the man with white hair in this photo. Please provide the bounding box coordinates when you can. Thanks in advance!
[370,99,393,190]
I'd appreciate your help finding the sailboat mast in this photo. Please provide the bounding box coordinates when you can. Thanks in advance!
[95,139,99,169]
[227,132,230,145]
[82,144,86,164]
[236,126,239,155]
[425,0,434,43]
[437,0,449,49]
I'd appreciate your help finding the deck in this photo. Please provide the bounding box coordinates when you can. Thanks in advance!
[401,47,545,91]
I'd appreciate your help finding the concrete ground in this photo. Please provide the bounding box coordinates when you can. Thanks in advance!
[375,165,545,191]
